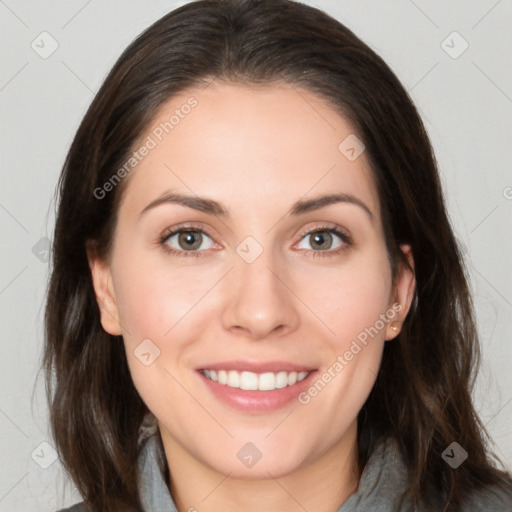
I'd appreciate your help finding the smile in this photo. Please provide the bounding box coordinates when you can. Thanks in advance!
[201,369,310,391]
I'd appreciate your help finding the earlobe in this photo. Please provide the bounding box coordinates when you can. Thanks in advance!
[87,248,123,336]
[385,244,416,341]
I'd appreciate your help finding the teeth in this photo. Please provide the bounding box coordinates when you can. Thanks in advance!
[227,370,239,388]
[258,372,276,391]
[297,371,308,381]
[218,370,227,385]
[240,371,259,390]
[202,369,310,391]
[275,371,288,389]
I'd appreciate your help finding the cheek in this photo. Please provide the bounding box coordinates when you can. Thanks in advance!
[295,249,392,409]
[307,249,393,345]
[110,246,210,343]
[109,247,219,403]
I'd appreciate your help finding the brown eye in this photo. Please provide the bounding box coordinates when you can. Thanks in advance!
[163,229,215,252]
[309,230,333,251]
[177,231,203,250]
[296,228,348,253]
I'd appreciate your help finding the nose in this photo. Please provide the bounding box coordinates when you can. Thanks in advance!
[220,249,300,340]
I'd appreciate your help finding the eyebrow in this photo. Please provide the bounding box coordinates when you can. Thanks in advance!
[140,191,374,221]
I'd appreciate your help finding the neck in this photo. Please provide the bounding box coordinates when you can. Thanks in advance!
[160,423,361,512]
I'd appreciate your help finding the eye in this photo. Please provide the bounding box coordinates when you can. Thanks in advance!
[159,225,217,257]
[158,223,352,258]
[295,226,351,256]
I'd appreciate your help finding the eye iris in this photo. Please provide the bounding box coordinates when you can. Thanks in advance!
[178,231,202,250]
[310,231,332,250]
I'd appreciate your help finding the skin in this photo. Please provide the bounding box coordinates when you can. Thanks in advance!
[89,82,415,512]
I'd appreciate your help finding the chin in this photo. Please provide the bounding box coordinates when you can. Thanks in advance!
[199,440,311,480]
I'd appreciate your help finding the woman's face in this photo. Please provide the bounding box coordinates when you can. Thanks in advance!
[90,82,414,479]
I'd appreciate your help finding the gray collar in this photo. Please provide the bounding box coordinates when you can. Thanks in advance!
[138,433,178,511]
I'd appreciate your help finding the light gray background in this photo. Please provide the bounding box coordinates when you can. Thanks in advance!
[1,0,511,510]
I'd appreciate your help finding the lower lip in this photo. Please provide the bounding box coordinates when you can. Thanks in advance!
[198,371,317,413]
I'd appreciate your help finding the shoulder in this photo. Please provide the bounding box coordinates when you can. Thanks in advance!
[55,503,145,511]
[56,503,89,512]
[457,480,512,511]
[373,438,512,512]
[420,476,512,511]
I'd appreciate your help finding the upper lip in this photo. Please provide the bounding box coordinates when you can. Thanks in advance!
[197,360,316,373]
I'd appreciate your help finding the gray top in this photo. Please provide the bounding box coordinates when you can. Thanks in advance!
[58,433,512,511]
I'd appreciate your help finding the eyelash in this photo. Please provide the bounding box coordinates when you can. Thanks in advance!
[157,222,353,259]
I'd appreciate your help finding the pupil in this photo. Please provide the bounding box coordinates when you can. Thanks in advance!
[312,231,331,250]
[179,231,201,250]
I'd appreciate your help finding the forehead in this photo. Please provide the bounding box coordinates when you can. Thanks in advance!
[119,81,380,223]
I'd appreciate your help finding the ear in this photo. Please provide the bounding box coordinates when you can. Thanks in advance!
[87,247,123,336]
[385,244,416,341]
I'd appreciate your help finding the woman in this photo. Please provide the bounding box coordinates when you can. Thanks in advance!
[45,0,512,511]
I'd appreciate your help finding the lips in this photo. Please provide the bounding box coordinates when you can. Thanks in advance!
[196,360,317,412]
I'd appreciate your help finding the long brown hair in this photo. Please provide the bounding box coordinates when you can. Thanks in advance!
[44,0,512,510]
